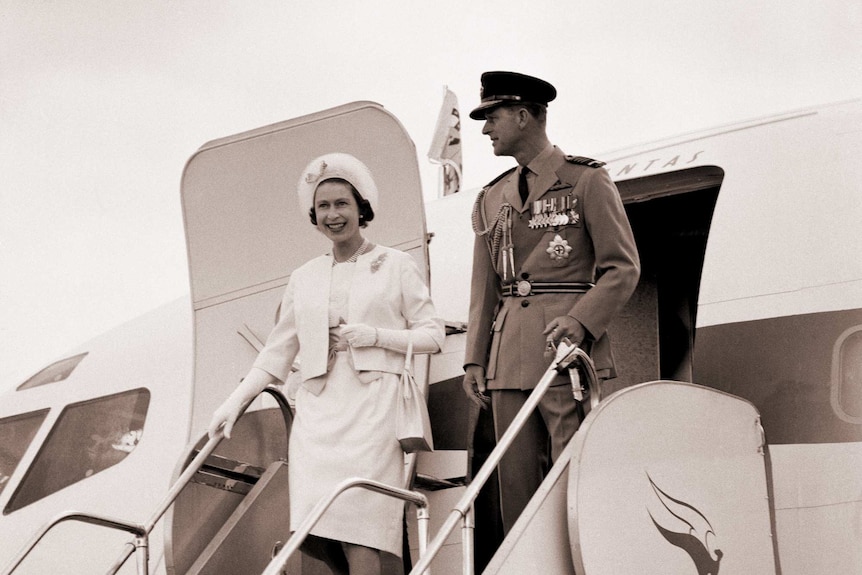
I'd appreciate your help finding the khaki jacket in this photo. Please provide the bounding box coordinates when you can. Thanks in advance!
[465,146,640,387]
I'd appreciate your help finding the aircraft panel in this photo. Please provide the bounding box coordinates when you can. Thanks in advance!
[181,101,427,309]
[179,101,430,437]
[568,381,776,575]
[694,308,862,444]
[605,101,862,326]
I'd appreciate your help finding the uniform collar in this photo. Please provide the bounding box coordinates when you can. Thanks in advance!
[524,143,558,176]
[504,145,566,212]
[521,145,566,206]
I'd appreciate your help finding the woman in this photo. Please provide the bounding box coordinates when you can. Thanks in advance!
[207,152,444,574]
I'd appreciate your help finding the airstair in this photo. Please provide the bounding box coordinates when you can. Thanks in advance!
[1,388,297,575]
[3,340,779,574]
[402,351,779,575]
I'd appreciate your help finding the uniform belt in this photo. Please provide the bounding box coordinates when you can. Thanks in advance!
[502,280,595,297]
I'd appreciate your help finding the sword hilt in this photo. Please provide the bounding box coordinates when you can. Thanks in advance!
[551,340,599,405]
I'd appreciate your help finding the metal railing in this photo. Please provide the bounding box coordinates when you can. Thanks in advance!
[262,477,430,575]
[262,356,435,574]
[2,386,292,575]
[408,341,598,575]
[1,511,149,575]
[5,346,594,575]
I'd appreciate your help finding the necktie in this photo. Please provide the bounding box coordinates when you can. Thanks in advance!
[518,167,530,204]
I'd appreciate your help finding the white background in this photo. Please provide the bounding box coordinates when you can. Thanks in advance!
[2,0,861,387]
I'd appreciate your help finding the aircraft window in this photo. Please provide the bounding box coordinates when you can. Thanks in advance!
[17,352,89,391]
[0,410,49,497]
[4,389,149,515]
[832,326,862,424]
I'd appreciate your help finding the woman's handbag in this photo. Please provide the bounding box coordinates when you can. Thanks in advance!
[395,338,434,453]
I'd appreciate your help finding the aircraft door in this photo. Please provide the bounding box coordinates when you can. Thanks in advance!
[168,103,428,573]
[179,101,429,434]
[606,167,723,395]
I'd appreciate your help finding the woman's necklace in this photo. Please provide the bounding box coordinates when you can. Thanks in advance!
[333,238,371,265]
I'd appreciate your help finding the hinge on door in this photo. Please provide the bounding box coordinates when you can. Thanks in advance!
[756,416,767,454]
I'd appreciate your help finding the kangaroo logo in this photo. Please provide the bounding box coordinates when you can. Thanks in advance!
[646,473,723,575]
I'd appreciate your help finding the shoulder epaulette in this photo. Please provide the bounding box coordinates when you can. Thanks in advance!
[566,155,606,168]
[483,167,516,189]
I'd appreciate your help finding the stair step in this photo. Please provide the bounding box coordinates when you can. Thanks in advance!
[189,452,268,494]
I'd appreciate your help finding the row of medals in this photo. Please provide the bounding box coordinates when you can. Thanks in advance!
[528,195,580,229]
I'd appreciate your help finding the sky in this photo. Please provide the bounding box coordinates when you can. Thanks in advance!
[1,0,861,387]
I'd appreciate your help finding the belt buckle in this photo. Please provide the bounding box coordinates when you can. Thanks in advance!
[516,279,532,297]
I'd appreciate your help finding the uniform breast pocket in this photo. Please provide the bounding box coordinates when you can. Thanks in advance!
[531,189,581,227]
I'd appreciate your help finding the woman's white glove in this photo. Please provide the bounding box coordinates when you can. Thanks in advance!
[207,368,276,439]
[341,323,377,348]
[207,393,248,440]
[376,328,441,354]
[341,324,440,354]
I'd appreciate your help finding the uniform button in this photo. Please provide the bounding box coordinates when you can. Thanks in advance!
[521,300,530,307]
[521,272,530,280]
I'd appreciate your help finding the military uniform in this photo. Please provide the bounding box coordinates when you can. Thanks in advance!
[465,143,640,384]
[465,142,640,531]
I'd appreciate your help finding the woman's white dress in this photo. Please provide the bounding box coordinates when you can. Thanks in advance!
[288,260,405,556]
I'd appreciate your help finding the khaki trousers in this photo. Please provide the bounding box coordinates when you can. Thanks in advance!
[490,384,587,534]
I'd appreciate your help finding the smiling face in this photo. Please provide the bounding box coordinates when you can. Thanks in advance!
[313,179,363,248]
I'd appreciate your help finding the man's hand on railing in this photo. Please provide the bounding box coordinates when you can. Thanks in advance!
[543,314,585,350]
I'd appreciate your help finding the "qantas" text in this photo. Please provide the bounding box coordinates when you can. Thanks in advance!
[613,150,705,177]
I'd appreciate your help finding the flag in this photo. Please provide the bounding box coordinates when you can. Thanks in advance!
[427,87,462,195]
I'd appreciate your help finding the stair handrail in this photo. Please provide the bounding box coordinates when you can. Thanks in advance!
[263,354,435,574]
[262,477,430,575]
[1,511,148,575]
[2,386,291,575]
[408,341,597,575]
[106,385,293,573]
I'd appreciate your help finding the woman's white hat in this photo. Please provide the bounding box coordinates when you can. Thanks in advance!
[296,153,379,215]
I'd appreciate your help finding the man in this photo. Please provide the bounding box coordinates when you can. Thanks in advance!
[462,71,640,535]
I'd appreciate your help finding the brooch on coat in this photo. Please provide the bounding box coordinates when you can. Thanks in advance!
[370,252,387,273]
[546,234,572,261]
